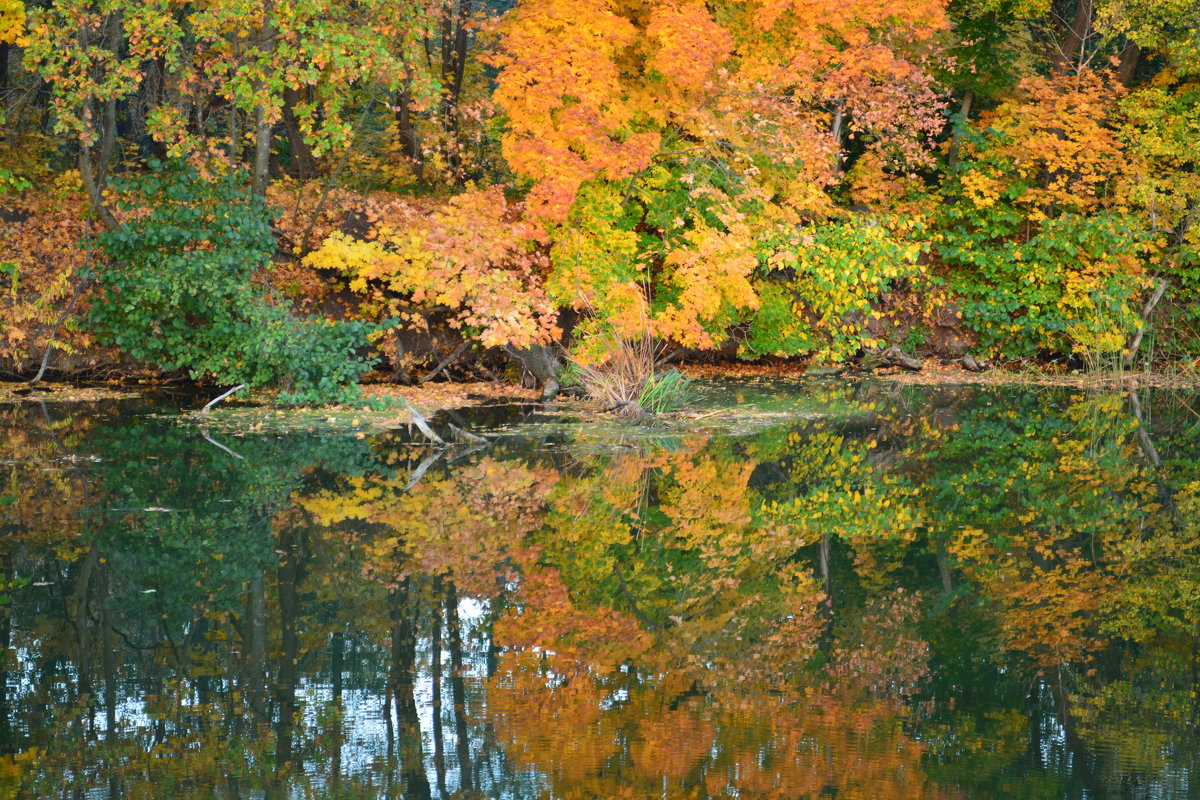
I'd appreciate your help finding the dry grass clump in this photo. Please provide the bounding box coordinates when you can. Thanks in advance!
[569,330,692,417]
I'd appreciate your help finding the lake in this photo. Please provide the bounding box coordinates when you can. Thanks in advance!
[0,379,1196,798]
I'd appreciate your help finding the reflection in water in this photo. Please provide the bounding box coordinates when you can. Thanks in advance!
[0,383,1197,798]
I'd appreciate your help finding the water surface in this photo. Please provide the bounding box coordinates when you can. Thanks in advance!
[0,380,1197,798]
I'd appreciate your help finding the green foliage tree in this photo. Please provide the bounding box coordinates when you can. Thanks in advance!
[88,164,378,404]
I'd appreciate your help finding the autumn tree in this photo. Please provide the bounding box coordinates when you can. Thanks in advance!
[935,69,1155,359]
[20,0,439,210]
[487,0,950,360]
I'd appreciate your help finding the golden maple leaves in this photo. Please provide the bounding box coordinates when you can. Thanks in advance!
[968,71,1132,219]
[655,222,760,348]
[479,0,955,356]
[0,182,104,367]
[0,0,23,44]
[493,0,950,223]
[304,187,560,348]
[490,0,665,221]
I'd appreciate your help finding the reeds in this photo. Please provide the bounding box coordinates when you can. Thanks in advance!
[569,328,692,418]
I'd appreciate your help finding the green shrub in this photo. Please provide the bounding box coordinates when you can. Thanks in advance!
[937,202,1149,359]
[745,217,927,362]
[89,164,377,405]
[935,121,1153,361]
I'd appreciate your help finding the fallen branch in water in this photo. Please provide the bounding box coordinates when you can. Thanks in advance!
[402,449,442,492]
[403,399,445,445]
[199,427,245,460]
[447,442,489,465]
[448,423,488,444]
[201,384,247,413]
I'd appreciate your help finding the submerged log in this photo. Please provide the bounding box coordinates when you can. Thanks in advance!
[804,366,847,378]
[959,354,990,372]
[862,346,923,372]
[938,354,991,372]
[505,344,563,400]
[605,399,646,420]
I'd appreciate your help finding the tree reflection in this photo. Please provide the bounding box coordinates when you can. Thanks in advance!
[0,386,1197,798]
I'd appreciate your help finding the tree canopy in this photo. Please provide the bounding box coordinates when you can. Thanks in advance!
[1,0,1198,389]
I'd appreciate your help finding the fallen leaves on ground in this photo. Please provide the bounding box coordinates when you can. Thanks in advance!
[871,364,1200,389]
[0,383,138,404]
[361,381,538,415]
[683,362,1200,389]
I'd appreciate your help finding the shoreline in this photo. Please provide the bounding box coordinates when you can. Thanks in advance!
[4,362,1198,408]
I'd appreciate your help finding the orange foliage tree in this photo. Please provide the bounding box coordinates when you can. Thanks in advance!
[483,0,950,358]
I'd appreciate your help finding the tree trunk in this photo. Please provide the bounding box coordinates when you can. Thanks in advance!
[440,2,454,111]
[245,572,268,721]
[274,527,304,772]
[0,43,9,96]
[78,140,121,232]
[73,550,98,713]
[101,574,120,800]
[281,87,317,180]
[390,580,432,800]
[451,3,470,109]
[934,537,954,596]
[447,583,472,793]
[946,90,974,171]
[395,84,424,181]
[431,580,447,796]
[440,0,472,176]
[1123,278,1167,369]
[97,95,117,186]
[1048,674,1104,796]
[1116,42,1141,87]
[0,550,11,750]
[504,344,562,400]
[250,0,278,197]
[76,16,123,232]
[830,100,846,169]
[252,104,273,198]
[1054,0,1094,75]
[1191,625,1199,732]
[818,531,831,598]
[330,630,344,790]
[229,105,240,162]
[137,56,169,156]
